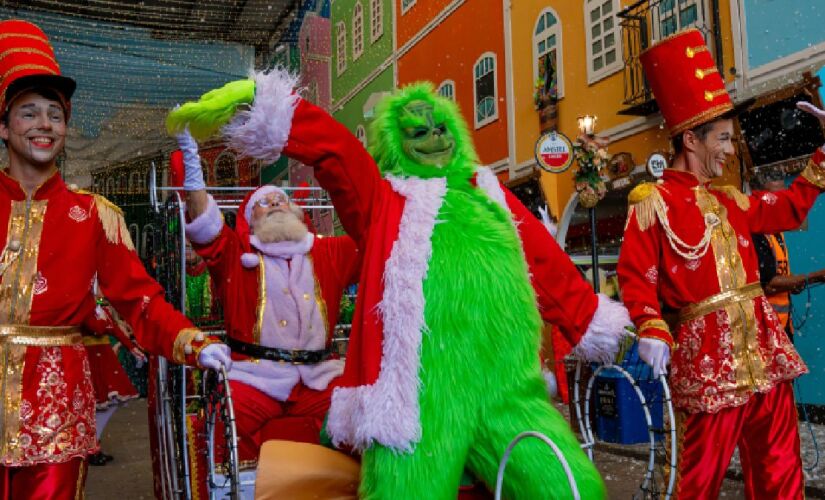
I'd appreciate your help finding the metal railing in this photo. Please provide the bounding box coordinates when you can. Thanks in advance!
[618,0,722,115]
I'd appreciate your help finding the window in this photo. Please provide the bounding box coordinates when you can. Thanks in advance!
[336,22,347,75]
[654,0,703,40]
[534,8,564,99]
[473,53,498,128]
[401,0,416,15]
[356,125,367,148]
[215,151,238,187]
[437,80,455,101]
[352,2,364,60]
[585,0,622,83]
[370,0,383,43]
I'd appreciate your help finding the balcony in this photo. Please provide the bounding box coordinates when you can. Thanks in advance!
[617,0,723,116]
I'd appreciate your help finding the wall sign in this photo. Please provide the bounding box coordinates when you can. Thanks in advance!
[535,131,574,174]
[646,152,667,178]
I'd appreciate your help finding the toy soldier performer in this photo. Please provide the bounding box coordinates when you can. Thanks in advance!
[618,29,825,499]
[0,20,231,499]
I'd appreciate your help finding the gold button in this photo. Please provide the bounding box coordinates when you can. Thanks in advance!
[686,47,695,58]
[280,320,288,327]
[695,68,705,79]
[303,293,310,300]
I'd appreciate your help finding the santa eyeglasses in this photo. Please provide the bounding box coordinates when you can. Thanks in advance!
[255,194,289,209]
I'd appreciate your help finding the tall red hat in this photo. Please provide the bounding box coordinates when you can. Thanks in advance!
[640,29,747,137]
[0,19,76,116]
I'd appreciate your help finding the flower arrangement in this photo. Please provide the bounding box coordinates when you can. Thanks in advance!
[573,135,610,208]
[533,75,558,109]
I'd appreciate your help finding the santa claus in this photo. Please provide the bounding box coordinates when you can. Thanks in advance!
[179,129,360,472]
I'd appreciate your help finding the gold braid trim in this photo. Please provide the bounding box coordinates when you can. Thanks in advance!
[627,183,666,231]
[77,189,135,251]
[639,319,671,335]
[172,328,204,364]
[801,157,825,189]
[711,185,750,211]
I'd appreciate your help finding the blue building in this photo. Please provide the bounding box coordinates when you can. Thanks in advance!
[728,0,825,408]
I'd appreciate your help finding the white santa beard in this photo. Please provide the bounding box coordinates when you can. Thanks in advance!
[252,210,309,243]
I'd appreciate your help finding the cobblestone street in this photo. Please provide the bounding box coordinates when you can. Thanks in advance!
[85,398,825,499]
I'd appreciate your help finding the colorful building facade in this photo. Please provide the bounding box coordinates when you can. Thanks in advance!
[395,0,510,177]
[330,0,394,141]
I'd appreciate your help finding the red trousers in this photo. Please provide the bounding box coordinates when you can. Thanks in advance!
[0,459,87,500]
[230,380,334,465]
[675,382,803,499]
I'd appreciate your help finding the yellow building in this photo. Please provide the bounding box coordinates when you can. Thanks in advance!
[504,0,743,220]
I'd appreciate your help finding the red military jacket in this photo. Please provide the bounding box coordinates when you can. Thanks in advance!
[617,151,825,413]
[0,169,207,466]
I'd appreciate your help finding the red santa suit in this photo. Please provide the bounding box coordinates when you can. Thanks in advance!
[186,186,359,465]
[617,29,825,499]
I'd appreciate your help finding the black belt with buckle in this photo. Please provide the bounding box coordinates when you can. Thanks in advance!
[227,337,332,365]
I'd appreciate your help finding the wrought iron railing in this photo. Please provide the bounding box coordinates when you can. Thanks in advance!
[618,0,722,115]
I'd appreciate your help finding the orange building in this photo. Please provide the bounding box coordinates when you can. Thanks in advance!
[396,0,509,177]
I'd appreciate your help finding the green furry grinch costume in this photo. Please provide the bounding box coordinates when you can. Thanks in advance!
[168,70,632,499]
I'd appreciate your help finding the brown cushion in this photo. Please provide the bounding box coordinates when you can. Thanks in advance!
[254,440,360,500]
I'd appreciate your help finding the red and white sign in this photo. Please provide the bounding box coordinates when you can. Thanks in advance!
[535,131,573,174]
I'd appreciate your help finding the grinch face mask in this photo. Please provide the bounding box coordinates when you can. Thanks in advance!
[370,83,478,181]
[399,100,455,168]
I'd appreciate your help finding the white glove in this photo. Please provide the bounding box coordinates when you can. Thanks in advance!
[198,343,233,372]
[797,101,825,125]
[176,128,206,191]
[638,337,670,379]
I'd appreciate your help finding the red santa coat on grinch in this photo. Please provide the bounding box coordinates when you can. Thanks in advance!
[220,74,625,452]
[186,190,359,457]
[0,170,208,470]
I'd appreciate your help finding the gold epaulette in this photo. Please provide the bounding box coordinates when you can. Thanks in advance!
[68,185,135,251]
[711,185,750,211]
[627,183,665,231]
[801,155,825,189]
[628,182,657,204]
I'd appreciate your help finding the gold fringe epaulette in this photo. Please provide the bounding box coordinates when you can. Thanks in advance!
[711,185,750,211]
[70,186,135,251]
[801,156,825,189]
[627,183,665,231]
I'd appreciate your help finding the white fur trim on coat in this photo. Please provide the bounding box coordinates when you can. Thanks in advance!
[222,69,300,164]
[327,176,447,452]
[572,293,633,364]
[184,195,223,245]
[475,166,508,209]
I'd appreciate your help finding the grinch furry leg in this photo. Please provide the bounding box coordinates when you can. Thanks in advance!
[359,185,605,500]
[467,378,605,499]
